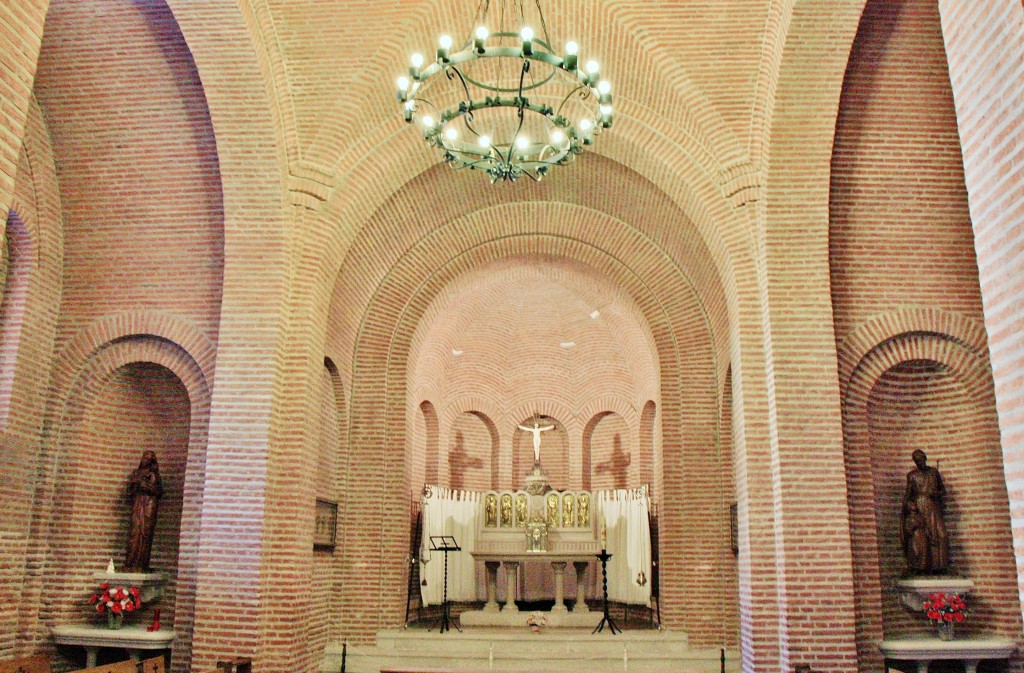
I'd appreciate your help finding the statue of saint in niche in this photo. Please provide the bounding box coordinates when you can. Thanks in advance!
[124,450,163,571]
[902,449,949,574]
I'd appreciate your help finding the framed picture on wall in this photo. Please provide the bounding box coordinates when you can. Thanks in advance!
[314,499,338,551]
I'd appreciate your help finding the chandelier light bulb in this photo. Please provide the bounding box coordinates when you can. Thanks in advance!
[422,115,435,128]
[439,35,453,49]
[479,135,491,148]
[516,136,530,149]
[411,53,424,68]
[565,41,579,55]
[586,60,599,75]
[580,119,593,131]
[551,129,566,144]
[445,127,458,140]
[521,27,534,41]
[598,80,611,95]
[397,77,410,91]
[476,26,489,40]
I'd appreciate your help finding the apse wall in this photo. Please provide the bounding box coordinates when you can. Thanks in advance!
[406,256,660,495]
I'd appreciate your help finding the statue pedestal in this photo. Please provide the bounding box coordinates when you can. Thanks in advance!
[896,577,974,612]
[53,624,174,668]
[94,571,168,603]
[879,635,1015,673]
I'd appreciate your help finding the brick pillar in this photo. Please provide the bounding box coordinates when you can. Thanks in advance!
[760,0,866,669]
[938,0,1024,619]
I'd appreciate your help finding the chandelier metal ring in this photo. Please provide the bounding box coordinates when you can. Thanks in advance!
[396,2,612,183]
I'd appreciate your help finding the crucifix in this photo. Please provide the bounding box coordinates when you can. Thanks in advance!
[518,421,555,463]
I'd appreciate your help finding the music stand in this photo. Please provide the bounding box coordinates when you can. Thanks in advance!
[592,549,621,634]
[430,535,462,633]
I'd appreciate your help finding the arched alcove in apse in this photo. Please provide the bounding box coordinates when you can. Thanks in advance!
[0,210,30,422]
[447,411,498,491]
[418,400,439,486]
[50,362,190,661]
[514,414,569,489]
[639,401,657,492]
[585,411,632,490]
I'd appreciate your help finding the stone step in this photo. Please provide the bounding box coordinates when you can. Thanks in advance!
[322,628,738,673]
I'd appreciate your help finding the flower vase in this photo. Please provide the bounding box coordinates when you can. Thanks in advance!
[106,612,124,630]
[936,621,955,641]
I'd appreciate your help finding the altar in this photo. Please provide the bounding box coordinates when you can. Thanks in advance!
[422,457,650,629]
[462,550,602,627]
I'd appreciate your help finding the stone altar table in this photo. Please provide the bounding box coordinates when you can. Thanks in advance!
[879,635,1015,673]
[52,624,175,668]
[462,550,602,628]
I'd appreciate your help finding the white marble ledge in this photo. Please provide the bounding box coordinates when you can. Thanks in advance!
[52,624,175,649]
[880,635,1015,660]
[92,571,168,603]
[896,578,975,612]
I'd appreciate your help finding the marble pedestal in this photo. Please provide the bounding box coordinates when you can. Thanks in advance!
[52,624,174,668]
[879,635,1015,673]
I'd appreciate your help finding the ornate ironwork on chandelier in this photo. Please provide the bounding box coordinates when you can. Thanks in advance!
[396,0,612,183]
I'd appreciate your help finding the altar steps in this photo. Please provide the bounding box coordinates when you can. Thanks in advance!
[322,628,740,673]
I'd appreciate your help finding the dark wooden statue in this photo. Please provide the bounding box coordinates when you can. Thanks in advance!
[125,450,163,571]
[902,449,949,574]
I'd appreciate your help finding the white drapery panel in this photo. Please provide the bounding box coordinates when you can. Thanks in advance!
[596,488,652,606]
[420,486,481,606]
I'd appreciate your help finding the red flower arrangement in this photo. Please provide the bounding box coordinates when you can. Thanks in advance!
[923,592,967,624]
[89,583,141,617]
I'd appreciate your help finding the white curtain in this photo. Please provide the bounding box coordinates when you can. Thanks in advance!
[419,486,481,606]
[596,489,652,606]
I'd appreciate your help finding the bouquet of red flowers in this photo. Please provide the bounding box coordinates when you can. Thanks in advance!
[89,583,141,616]
[923,592,966,624]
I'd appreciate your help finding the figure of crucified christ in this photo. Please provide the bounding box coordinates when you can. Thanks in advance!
[518,421,555,463]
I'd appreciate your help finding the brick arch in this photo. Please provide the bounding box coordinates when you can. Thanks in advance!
[311,134,750,329]
[3,95,64,437]
[51,312,216,408]
[42,334,210,672]
[341,225,725,643]
[843,332,1018,671]
[837,308,989,395]
[328,173,730,389]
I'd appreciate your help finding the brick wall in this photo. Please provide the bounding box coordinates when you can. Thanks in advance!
[938,0,1024,624]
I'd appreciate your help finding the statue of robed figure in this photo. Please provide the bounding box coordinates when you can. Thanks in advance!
[125,450,163,571]
[902,449,949,574]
